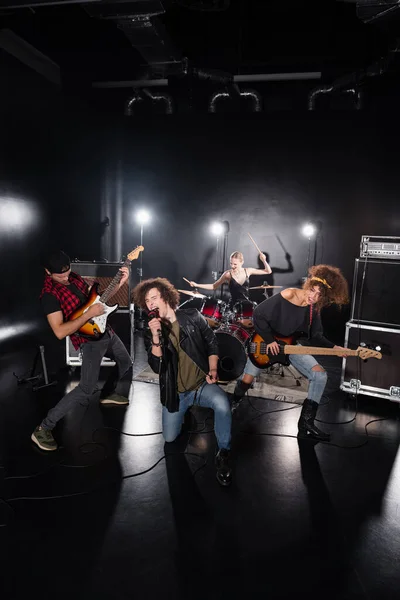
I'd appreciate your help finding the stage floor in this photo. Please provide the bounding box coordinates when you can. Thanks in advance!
[1,334,400,599]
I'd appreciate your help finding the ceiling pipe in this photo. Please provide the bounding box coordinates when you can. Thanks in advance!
[142,87,174,113]
[308,39,400,110]
[93,71,322,89]
[209,87,262,112]
[124,88,174,115]
[124,90,143,116]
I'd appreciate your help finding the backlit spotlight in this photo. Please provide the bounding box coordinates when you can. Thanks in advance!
[210,221,225,236]
[302,222,317,238]
[135,209,151,225]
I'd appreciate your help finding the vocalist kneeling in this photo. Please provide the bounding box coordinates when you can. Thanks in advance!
[133,278,232,486]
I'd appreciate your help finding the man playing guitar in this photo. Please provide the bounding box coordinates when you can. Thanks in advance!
[31,250,132,451]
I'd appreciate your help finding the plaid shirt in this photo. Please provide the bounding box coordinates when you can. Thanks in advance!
[40,272,91,350]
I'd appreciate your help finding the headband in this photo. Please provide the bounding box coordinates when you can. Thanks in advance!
[310,277,332,289]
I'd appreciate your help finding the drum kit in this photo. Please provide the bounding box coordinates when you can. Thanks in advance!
[178,285,282,383]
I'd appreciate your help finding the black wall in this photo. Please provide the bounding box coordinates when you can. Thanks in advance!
[2,102,399,355]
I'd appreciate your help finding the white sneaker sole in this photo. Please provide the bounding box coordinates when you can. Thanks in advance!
[31,433,57,451]
[100,399,129,405]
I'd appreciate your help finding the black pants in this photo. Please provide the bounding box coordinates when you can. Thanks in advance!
[42,330,132,430]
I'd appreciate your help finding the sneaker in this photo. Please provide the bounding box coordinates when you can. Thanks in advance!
[100,393,129,405]
[31,426,58,451]
[215,448,232,487]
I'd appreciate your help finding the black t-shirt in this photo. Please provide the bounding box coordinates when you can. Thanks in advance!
[253,292,334,348]
[41,284,87,316]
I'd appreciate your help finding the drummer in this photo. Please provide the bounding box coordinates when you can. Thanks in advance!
[188,251,272,307]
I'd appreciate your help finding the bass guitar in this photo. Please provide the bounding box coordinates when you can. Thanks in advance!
[68,246,144,338]
[248,332,382,369]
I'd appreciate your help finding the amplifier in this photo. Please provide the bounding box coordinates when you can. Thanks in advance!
[341,321,400,402]
[70,261,131,307]
[350,258,400,327]
[360,236,400,259]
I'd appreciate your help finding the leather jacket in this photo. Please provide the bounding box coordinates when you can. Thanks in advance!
[145,308,218,413]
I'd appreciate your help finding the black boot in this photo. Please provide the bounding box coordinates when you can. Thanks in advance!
[297,398,330,442]
[215,449,232,486]
[231,380,251,413]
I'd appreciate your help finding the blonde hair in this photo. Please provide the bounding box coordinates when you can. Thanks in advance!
[230,251,244,262]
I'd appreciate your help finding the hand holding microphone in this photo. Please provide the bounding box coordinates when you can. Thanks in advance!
[148,309,162,344]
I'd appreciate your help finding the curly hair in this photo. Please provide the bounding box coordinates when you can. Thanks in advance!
[132,277,180,310]
[303,264,349,310]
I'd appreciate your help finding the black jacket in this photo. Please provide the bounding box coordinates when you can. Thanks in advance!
[145,308,218,413]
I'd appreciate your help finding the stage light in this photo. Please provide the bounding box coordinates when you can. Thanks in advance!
[302,222,316,238]
[0,196,39,233]
[210,221,225,236]
[135,209,151,225]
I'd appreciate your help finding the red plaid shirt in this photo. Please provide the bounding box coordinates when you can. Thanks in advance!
[40,272,91,350]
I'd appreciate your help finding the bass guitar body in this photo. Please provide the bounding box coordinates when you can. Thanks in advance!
[248,333,294,369]
[69,283,118,338]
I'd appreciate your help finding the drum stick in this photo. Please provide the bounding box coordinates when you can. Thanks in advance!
[275,234,287,254]
[182,277,192,285]
[247,233,263,256]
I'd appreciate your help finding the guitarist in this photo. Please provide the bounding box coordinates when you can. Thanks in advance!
[31,250,132,452]
[232,264,349,442]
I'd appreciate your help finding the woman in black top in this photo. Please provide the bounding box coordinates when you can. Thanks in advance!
[232,264,349,442]
[189,251,272,306]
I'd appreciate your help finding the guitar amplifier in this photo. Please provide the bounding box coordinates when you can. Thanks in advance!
[350,258,400,327]
[360,236,400,260]
[66,307,135,367]
[340,321,400,402]
[70,261,131,307]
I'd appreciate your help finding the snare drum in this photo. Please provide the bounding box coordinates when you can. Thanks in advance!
[215,324,251,382]
[200,297,225,328]
[233,300,257,329]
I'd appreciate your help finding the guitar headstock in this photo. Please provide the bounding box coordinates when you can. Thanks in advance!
[356,346,382,360]
[127,246,144,261]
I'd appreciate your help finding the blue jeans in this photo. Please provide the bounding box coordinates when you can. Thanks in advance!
[162,381,231,450]
[241,354,327,404]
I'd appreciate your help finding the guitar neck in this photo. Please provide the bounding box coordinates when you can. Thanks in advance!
[283,345,358,358]
[100,259,130,304]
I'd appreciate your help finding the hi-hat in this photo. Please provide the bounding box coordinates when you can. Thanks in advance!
[249,285,283,290]
[178,289,207,299]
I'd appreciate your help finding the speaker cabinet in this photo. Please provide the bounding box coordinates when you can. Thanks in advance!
[350,258,400,327]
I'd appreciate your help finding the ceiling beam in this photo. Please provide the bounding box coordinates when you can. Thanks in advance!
[0,28,61,85]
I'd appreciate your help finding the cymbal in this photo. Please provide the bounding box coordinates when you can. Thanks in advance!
[249,285,283,290]
[178,289,207,299]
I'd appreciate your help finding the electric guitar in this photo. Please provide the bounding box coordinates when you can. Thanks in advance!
[68,246,144,338]
[248,332,382,369]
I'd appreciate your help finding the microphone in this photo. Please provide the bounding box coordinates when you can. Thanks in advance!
[148,309,162,337]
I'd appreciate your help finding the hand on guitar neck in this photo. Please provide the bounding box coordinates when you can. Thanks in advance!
[249,332,382,369]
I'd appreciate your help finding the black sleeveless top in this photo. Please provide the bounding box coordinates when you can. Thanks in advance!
[229,269,250,305]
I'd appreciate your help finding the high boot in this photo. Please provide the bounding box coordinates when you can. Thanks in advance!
[231,380,252,413]
[297,398,330,442]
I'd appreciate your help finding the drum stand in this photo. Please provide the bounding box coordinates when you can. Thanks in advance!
[280,364,303,386]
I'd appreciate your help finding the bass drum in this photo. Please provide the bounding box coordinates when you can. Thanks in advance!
[215,324,251,382]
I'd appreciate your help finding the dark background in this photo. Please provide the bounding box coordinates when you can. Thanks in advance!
[1,0,400,365]
[2,103,399,350]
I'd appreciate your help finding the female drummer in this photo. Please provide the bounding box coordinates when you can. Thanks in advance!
[189,251,272,307]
